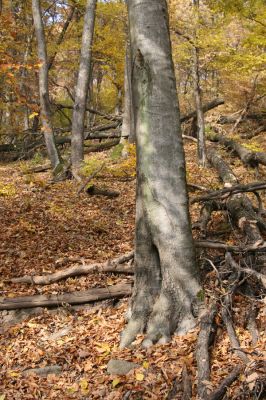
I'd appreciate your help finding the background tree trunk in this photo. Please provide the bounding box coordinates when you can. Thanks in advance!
[120,41,134,156]
[191,0,207,166]
[71,0,97,178]
[120,0,201,349]
[32,0,62,172]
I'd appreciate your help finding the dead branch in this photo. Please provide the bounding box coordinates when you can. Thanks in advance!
[196,306,217,399]
[191,181,266,204]
[0,283,132,310]
[9,251,134,285]
[207,365,243,400]
[181,364,192,400]
[247,305,259,346]
[77,163,105,194]
[195,240,266,253]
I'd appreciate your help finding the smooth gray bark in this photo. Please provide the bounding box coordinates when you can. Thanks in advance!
[71,0,97,177]
[120,0,201,349]
[32,0,62,171]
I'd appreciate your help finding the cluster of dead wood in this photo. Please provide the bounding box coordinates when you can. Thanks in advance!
[0,98,225,163]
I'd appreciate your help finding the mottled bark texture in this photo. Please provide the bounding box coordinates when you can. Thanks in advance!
[120,0,201,349]
[32,0,62,172]
[71,0,97,177]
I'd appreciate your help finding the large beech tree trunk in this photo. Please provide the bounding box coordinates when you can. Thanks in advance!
[120,0,202,349]
[32,0,62,172]
[71,0,97,178]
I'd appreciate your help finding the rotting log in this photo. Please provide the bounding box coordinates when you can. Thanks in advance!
[86,185,120,198]
[84,138,120,153]
[208,132,266,168]
[0,283,132,310]
[217,112,266,125]
[206,147,265,245]
[10,251,134,285]
[180,98,224,123]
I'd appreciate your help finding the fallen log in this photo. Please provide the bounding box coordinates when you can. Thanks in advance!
[0,283,132,310]
[53,102,122,122]
[9,251,134,285]
[180,98,224,123]
[84,139,120,153]
[217,112,266,125]
[208,132,266,168]
[86,185,120,198]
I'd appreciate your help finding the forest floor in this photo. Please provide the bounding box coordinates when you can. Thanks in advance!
[0,128,265,399]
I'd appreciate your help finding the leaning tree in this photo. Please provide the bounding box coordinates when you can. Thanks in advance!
[120,0,203,348]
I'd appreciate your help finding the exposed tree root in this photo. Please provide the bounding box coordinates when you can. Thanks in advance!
[8,251,134,285]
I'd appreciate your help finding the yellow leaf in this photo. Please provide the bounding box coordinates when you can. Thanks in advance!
[7,371,20,377]
[27,322,38,328]
[112,378,120,388]
[29,112,39,120]
[135,372,144,381]
[142,361,149,369]
[80,379,88,391]
[95,343,111,354]
[0,394,6,400]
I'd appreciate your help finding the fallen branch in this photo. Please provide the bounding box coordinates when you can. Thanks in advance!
[181,364,192,400]
[191,181,266,204]
[77,163,105,194]
[195,240,266,253]
[207,365,243,400]
[196,306,217,399]
[9,251,134,285]
[0,283,132,310]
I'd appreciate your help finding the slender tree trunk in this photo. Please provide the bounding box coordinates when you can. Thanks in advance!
[191,0,207,166]
[120,41,134,155]
[71,0,97,178]
[120,0,201,349]
[32,0,62,172]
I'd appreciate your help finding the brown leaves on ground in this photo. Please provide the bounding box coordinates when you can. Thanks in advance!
[0,139,266,399]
